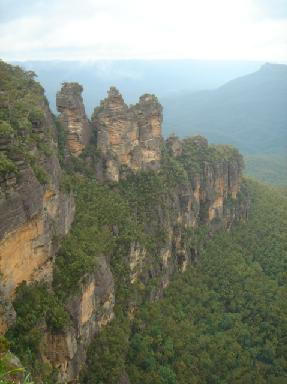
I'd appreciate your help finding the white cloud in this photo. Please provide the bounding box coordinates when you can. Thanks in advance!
[0,0,286,61]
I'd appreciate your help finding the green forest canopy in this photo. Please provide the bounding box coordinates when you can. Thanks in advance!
[83,180,287,384]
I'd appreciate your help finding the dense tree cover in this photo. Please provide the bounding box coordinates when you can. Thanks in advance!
[125,180,287,384]
[80,179,287,384]
[53,177,139,299]
[81,310,131,384]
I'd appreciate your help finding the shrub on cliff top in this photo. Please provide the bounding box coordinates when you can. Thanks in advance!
[0,60,53,179]
[0,153,17,176]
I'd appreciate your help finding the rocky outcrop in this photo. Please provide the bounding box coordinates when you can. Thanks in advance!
[92,87,163,181]
[133,94,163,166]
[57,83,91,156]
[42,257,114,382]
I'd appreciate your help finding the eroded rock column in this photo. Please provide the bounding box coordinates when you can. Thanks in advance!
[57,83,91,156]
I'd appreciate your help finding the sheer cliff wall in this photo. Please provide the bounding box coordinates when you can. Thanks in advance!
[0,65,75,333]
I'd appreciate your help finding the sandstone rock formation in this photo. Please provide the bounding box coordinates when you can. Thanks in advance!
[92,87,163,181]
[57,83,91,156]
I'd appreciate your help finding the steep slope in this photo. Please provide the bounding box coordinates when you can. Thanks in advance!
[163,63,287,155]
[0,61,249,383]
[245,152,287,186]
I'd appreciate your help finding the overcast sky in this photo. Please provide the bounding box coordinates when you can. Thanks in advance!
[0,0,286,61]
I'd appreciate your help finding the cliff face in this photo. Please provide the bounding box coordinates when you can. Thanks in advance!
[0,64,250,384]
[0,63,75,333]
[92,87,163,181]
[0,153,75,297]
[56,83,91,156]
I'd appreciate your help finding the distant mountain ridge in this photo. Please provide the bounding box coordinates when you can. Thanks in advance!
[163,63,287,155]
[13,59,262,115]
[10,60,287,184]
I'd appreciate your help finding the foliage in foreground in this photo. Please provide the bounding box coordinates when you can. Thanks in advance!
[0,336,34,384]
[6,282,69,380]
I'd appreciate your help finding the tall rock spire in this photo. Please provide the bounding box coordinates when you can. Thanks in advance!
[132,93,163,167]
[57,82,91,156]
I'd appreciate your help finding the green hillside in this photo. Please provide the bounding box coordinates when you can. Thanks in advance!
[245,153,287,186]
[163,63,287,186]
[163,63,287,155]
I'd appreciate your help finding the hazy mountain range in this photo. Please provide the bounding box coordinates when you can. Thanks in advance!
[163,62,287,154]
[14,60,262,114]
[161,62,287,185]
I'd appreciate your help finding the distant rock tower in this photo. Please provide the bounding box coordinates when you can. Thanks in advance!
[57,82,91,156]
[92,87,163,181]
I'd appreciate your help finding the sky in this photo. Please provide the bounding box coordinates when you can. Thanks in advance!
[0,0,286,61]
